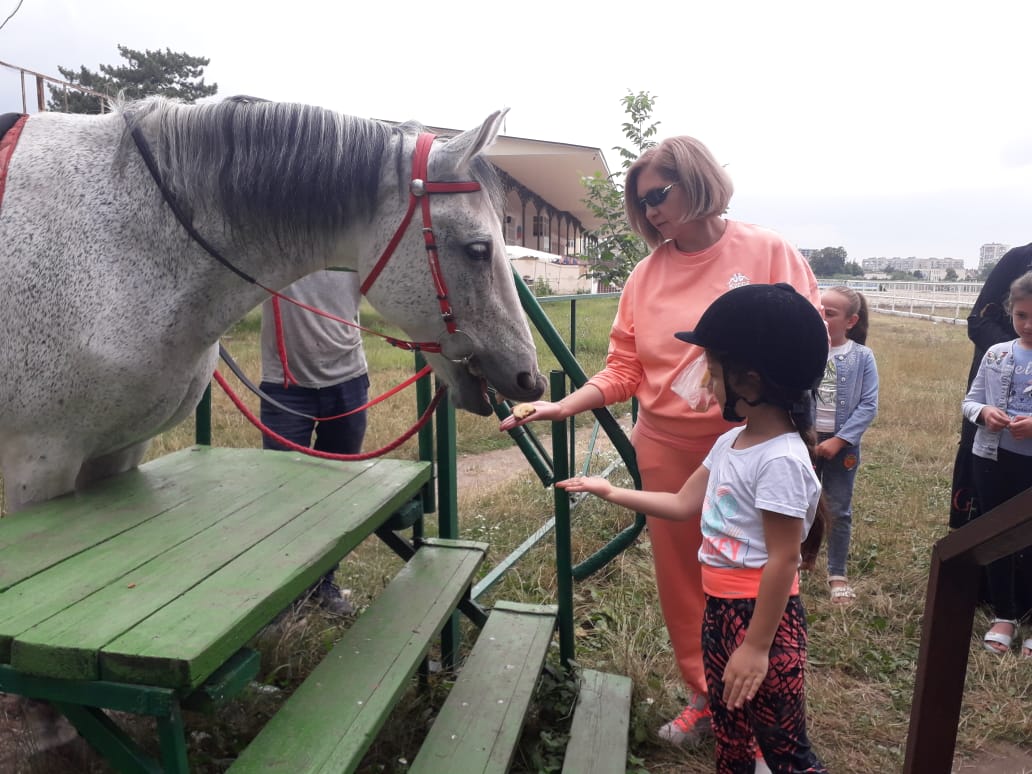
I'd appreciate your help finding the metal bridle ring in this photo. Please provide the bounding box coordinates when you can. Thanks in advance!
[410,179,427,196]
[438,329,475,364]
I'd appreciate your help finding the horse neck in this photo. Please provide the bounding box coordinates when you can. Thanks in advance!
[174,249,360,348]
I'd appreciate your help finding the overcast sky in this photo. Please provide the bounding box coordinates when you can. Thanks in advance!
[2,0,1029,267]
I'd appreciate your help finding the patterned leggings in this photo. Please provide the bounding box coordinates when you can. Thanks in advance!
[702,595,827,774]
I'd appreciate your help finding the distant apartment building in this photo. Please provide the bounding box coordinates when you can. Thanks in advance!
[860,256,965,280]
[979,243,1010,270]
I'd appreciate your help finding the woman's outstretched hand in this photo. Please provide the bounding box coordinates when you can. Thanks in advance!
[498,400,564,432]
[555,476,614,499]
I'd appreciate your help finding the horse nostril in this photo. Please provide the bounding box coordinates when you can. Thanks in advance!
[516,372,537,391]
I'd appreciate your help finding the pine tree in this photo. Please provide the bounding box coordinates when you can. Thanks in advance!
[47,45,218,114]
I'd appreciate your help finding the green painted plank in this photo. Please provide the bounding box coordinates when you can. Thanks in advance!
[0,448,217,589]
[228,541,487,774]
[101,458,431,689]
[0,664,176,716]
[561,669,632,774]
[5,458,356,675]
[408,604,557,774]
[181,648,261,713]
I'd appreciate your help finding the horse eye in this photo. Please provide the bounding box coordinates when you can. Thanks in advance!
[465,242,491,261]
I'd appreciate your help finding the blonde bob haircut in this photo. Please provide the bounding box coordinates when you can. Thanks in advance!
[624,136,734,249]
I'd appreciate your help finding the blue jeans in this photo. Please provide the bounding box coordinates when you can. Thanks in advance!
[259,374,370,454]
[815,433,861,578]
[260,374,370,588]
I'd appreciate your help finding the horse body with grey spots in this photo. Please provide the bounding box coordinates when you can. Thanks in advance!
[0,97,544,513]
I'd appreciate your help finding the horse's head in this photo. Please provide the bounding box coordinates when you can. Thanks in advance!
[359,112,546,415]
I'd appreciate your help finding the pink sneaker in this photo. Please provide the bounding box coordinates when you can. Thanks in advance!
[657,702,712,746]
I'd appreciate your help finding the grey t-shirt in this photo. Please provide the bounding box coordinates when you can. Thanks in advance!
[260,271,368,388]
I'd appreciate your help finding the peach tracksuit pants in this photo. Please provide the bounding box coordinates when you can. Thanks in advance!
[632,424,715,701]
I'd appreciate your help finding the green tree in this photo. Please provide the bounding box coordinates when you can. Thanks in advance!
[807,246,849,277]
[944,268,958,281]
[578,90,659,287]
[47,45,218,113]
[844,261,864,276]
[978,262,998,281]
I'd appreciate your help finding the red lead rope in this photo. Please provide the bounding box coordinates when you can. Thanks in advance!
[213,370,445,461]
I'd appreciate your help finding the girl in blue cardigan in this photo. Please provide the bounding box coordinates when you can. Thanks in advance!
[963,270,1032,655]
[814,286,879,604]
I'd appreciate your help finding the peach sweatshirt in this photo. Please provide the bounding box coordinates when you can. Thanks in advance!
[586,220,821,448]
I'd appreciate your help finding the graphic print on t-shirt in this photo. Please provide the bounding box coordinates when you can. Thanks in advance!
[1009,345,1032,416]
[699,484,752,567]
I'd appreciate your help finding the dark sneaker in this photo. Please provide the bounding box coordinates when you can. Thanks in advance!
[311,576,355,616]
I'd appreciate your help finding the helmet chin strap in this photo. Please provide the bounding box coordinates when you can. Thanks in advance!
[719,363,770,423]
[720,363,747,422]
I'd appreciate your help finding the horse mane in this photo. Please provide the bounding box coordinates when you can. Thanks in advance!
[114,96,454,245]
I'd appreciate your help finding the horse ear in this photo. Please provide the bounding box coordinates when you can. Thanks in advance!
[439,109,509,167]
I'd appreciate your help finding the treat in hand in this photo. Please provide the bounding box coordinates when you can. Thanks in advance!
[511,402,537,420]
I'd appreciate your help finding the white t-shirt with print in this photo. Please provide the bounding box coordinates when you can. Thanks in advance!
[698,426,821,570]
[816,340,853,433]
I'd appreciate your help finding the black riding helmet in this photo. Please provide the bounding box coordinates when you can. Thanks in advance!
[674,283,828,422]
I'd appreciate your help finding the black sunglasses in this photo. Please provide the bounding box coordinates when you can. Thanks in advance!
[638,182,678,210]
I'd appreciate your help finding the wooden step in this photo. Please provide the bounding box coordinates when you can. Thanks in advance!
[227,538,488,774]
[561,668,632,774]
[408,600,557,774]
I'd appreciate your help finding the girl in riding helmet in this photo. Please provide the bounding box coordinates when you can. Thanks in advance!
[559,283,828,773]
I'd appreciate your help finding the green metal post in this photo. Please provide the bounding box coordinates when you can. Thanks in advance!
[568,298,577,475]
[194,384,212,446]
[436,381,460,668]
[550,370,575,667]
[415,353,434,541]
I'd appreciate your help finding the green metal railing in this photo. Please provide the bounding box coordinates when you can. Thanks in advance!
[415,274,645,664]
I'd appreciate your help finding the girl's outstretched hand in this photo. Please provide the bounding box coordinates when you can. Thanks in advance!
[498,401,563,432]
[555,476,614,499]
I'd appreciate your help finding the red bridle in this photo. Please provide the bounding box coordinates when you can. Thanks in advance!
[358,132,482,362]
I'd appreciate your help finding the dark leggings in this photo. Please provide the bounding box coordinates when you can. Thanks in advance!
[970,447,1032,620]
[703,595,826,774]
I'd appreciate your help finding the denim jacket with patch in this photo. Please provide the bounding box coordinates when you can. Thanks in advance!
[962,340,1017,461]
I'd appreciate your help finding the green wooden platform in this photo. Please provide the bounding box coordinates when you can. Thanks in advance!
[0,446,431,773]
[0,444,633,773]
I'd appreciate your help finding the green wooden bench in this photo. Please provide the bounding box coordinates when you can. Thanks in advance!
[408,600,557,774]
[561,668,632,774]
[228,538,490,772]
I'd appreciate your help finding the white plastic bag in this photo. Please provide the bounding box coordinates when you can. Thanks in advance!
[671,357,714,412]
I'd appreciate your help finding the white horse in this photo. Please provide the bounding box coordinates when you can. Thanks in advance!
[0,96,545,513]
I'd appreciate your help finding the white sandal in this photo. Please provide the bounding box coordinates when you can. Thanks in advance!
[1022,638,1032,658]
[828,575,856,604]
[983,618,1019,654]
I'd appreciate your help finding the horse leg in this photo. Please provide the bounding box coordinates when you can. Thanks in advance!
[75,441,150,492]
[0,439,84,514]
